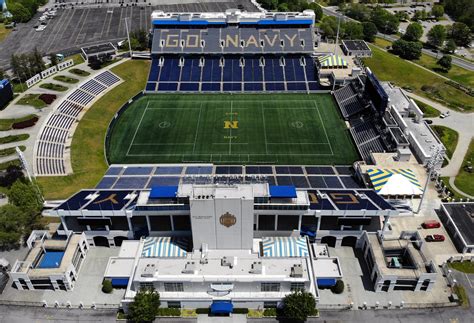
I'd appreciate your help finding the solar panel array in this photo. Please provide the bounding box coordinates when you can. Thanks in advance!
[96,164,364,190]
[146,55,319,93]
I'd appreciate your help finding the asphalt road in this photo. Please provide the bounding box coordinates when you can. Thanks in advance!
[320,6,474,71]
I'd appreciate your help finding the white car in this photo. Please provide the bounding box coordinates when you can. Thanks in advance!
[39,15,47,21]
[36,25,47,32]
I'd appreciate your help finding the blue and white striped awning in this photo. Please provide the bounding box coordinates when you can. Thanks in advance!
[141,237,188,258]
[261,237,309,258]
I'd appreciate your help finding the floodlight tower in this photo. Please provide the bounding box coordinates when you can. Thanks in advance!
[416,146,444,214]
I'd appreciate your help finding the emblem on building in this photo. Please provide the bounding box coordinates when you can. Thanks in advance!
[219,212,237,228]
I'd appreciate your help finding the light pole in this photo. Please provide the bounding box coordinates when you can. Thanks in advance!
[125,17,132,58]
[416,146,444,214]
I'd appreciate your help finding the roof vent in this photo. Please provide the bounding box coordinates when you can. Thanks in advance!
[249,261,263,274]
[291,264,303,278]
[141,264,156,277]
[182,261,197,274]
[221,256,235,268]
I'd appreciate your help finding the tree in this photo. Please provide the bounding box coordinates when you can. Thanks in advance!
[394,11,409,22]
[0,204,26,248]
[448,22,472,47]
[343,21,364,40]
[370,7,399,34]
[362,22,378,42]
[282,290,316,322]
[403,22,423,41]
[427,25,446,48]
[392,39,423,60]
[102,280,113,293]
[444,39,457,53]
[49,54,58,67]
[443,0,474,31]
[344,3,370,22]
[7,180,42,218]
[0,68,5,80]
[437,55,452,71]
[0,165,25,187]
[319,16,340,38]
[128,287,160,323]
[431,5,444,20]
[8,3,32,23]
[307,3,323,22]
[331,280,345,294]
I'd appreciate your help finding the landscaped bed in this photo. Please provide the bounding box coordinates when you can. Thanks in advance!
[454,139,474,197]
[413,99,441,118]
[0,115,38,131]
[0,134,29,144]
[39,83,68,92]
[431,125,459,159]
[53,75,79,84]
[17,94,47,109]
[69,68,90,77]
[38,93,57,104]
[0,146,26,157]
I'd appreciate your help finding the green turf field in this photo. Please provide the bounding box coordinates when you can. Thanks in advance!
[107,94,359,165]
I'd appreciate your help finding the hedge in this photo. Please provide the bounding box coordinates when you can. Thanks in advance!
[233,308,249,314]
[331,280,345,294]
[157,308,181,316]
[263,308,277,317]
[39,93,57,104]
[195,308,209,314]
[12,116,38,129]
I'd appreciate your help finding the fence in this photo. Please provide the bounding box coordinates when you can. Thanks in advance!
[0,299,119,310]
[26,59,74,88]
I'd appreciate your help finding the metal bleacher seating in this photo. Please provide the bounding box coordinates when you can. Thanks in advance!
[349,118,386,163]
[146,55,318,92]
[334,83,367,119]
[35,71,121,176]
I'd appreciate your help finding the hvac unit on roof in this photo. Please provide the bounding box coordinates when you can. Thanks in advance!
[182,261,197,274]
[221,256,236,268]
[249,261,263,274]
[141,264,156,277]
[291,264,303,278]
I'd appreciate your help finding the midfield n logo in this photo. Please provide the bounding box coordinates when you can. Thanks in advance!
[224,121,239,129]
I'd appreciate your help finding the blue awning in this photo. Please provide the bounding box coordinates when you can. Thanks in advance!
[149,186,178,199]
[210,301,233,314]
[269,185,297,198]
[111,278,129,287]
[317,278,337,287]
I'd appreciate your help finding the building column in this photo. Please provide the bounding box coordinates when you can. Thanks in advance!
[146,216,152,233]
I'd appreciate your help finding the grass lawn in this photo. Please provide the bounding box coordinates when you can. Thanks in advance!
[17,94,47,109]
[0,115,37,131]
[66,53,85,66]
[431,125,459,159]
[440,176,465,199]
[449,261,474,274]
[373,37,474,88]
[37,59,150,200]
[0,23,11,43]
[11,81,27,93]
[39,83,68,92]
[453,285,470,309]
[413,99,440,118]
[108,94,358,165]
[70,68,90,77]
[0,134,29,144]
[53,75,79,84]
[454,139,474,197]
[364,45,474,112]
[0,159,21,171]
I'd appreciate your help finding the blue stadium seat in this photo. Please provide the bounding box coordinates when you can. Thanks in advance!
[305,58,316,81]
[180,59,193,82]
[293,58,305,81]
[158,82,178,91]
[308,82,319,91]
[223,59,233,82]
[168,59,180,81]
[264,58,275,82]
[287,82,307,91]
[244,83,263,91]
[284,58,296,82]
[223,82,242,92]
[190,58,202,82]
[149,59,160,82]
[232,59,242,82]
[146,82,157,91]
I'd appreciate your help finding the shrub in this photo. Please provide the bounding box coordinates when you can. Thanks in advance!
[282,290,316,322]
[263,308,277,317]
[157,308,181,316]
[39,83,68,92]
[233,308,249,314]
[195,308,209,314]
[12,116,38,129]
[39,93,57,104]
[331,280,345,294]
[101,280,113,293]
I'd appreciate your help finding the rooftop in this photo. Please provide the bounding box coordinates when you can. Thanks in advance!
[342,40,371,52]
[443,203,474,246]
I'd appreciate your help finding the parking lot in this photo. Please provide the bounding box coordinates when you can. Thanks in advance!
[318,246,453,309]
[0,247,123,308]
[0,0,257,68]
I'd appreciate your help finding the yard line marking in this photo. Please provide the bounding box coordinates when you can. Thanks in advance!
[313,100,334,155]
[192,104,202,154]
[126,101,149,156]
[261,103,268,155]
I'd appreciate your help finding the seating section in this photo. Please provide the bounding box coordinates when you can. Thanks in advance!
[35,71,121,176]
[349,118,386,163]
[146,55,319,92]
[334,84,367,119]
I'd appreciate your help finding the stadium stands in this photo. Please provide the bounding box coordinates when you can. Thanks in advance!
[35,71,121,176]
[146,10,319,93]
[349,117,387,163]
[334,83,368,119]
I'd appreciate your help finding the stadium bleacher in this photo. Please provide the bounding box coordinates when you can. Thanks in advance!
[146,10,319,93]
[35,71,121,176]
[349,117,386,163]
[334,83,368,119]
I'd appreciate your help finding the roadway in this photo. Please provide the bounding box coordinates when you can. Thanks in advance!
[320,6,474,71]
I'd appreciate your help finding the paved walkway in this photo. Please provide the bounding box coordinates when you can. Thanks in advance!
[404,92,474,198]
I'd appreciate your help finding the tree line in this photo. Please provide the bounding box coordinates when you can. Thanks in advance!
[6,0,48,23]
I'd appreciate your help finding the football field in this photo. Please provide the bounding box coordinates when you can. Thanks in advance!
[107,94,359,165]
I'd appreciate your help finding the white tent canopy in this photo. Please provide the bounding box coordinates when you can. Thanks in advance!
[377,173,423,195]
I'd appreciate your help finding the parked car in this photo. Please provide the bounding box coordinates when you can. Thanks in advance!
[422,220,441,229]
[425,234,445,242]
[425,119,433,124]
[35,25,47,32]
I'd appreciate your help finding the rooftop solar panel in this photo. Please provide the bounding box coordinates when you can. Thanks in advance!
[323,176,343,189]
[245,166,273,174]
[307,176,327,188]
[266,176,276,186]
[96,177,117,189]
[185,166,213,175]
[123,167,153,175]
[113,177,149,189]
[106,167,123,176]
[335,166,353,175]
[288,167,304,174]
[147,177,181,188]
[340,176,362,189]
[155,166,183,175]
[291,176,309,188]
[215,166,243,175]
[276,176,292,186]
[305,166,335,175]
[275,166,291,174]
